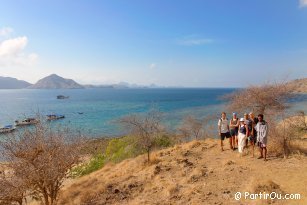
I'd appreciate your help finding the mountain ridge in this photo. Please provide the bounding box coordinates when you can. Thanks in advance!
[28,74,84,89]
[0,76,32,89]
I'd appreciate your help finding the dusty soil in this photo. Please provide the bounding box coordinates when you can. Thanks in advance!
[58,138,307,205]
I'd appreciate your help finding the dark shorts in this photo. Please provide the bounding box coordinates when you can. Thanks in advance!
[230,128,238,137]
[221,132,231,140]
[248,135,257,144]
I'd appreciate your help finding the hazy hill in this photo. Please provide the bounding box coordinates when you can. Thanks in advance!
[58,139,307,205]
[28,74,84,89]
[0,76,32,89]
[287,78,307,93]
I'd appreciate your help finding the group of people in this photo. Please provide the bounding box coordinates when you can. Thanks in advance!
[218,112,269,161]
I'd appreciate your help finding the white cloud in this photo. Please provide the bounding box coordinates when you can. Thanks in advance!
[149,63,156,69]
[176,36,214,46]
[0,27,13,37]
[299,0,307,7]
[0,36,38,66]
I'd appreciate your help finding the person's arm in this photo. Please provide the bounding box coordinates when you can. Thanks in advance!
[245,124,248,136]
[227,122,230,132]
[218,120,221,136]
[255,124,260,142]
[236,119,239,128]
[251,121,254,136]
[229,120,233,129]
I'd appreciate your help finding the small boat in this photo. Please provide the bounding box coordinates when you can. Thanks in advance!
[0,125,16,134]
[57,95,69,99]
[15,118,39,126]
[46,114,65,120]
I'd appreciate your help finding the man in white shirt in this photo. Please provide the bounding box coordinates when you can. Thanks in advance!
[218,112,231,151]
[255,114,269,161]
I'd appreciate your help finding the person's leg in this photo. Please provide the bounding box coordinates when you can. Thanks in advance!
[251,141,255,157]
[264,147,267,161]
[220,134,224,151]
[229,136,233,149]
[258,145,263,159]
[232,136,236,150]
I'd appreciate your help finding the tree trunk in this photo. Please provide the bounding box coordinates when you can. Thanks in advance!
[147,149,150,163]
[43,193,49,205]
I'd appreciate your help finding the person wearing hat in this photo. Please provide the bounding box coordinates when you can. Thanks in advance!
[238,118,248,156]
[229,112,239,150]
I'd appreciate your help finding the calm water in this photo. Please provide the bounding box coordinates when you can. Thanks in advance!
[0,88,306,137]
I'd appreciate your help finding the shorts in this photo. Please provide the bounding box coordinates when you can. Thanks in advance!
[248,135,257,144]
[220,132,231,140]
[230,128,238,137]
[257,142,266,148]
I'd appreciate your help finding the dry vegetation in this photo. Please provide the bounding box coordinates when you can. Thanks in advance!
[0,122,83,205]
[286,78,307,93]
[1,80,306,205]
[58,138,307,205]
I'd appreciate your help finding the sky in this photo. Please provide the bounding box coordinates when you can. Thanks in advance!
[0,0,307,87]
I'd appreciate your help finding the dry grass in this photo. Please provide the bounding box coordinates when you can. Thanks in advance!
[50,138,307,205]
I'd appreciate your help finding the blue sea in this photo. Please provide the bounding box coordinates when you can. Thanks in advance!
[0,88,306,137]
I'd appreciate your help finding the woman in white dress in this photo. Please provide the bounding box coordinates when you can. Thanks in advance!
[238,118,247,156]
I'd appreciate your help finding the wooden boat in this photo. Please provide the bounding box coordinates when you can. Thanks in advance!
[46,114,65,120]
[57,95,69,99]
[15,118,39,126]
[0,125,16,134]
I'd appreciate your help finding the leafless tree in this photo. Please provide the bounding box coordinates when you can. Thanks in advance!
[0,121,83,205]
[178,115,204,140]
[178,115,216,142]
[0,173,28,205]
[118,109,165,163]
[223,81,295,115]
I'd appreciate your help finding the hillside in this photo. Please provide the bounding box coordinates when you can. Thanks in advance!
[288,78,307,93]
[58,138,307,205]
[28,74,84,89]
[0,76,32,89]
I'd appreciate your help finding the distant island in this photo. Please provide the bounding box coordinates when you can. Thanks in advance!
[0,74,306,91]
[0,76,32,89]
[28,74,84,89]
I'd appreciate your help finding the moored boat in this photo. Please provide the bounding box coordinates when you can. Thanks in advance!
[46,114,65,120]
[57,95,69,99]
[0,125,16,134]
[15,118,39,126]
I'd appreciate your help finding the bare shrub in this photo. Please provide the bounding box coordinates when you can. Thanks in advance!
[223,81,295,115]
[178,116,204,140]
[0,121,83,205]
[178,115,215,142]
[118,109,165,163]
[0,173,27,205]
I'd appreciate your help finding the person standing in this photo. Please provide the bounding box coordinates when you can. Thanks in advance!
[244,113,252,149]
[229,112,239,150]
[248,112,259,157]
[255,114,269,161]
[218,112,231,151]
[238,118,247,156]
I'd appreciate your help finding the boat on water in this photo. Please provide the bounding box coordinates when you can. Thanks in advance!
[15,118,39,126]
[46,114,65,120]
[0,125,16,134]
[57,95,69,99]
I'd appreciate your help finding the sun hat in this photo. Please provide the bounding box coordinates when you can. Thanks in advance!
[232,112,237,116]
[240,118,245,122]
